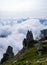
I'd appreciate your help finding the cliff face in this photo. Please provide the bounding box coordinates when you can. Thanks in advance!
[6,46,14,58]
[23,30,34,49]
[40,29,47,40]
[1,46,14,64]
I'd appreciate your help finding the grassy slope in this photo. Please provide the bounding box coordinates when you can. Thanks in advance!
[1,43,47,65]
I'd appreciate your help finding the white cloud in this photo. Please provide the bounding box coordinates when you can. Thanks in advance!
[0,18,47,60]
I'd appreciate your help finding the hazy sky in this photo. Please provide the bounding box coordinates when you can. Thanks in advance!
[0,0,47,18]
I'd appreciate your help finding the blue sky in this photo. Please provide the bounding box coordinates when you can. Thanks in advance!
[0,0,47,18]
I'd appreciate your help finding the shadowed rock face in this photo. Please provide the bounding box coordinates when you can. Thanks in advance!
[41,29,47,36]
[40,29,47,40]
[37,43,44,56]
[1,46,14,64]
[23,38,27,49]
[23,30,34,49]
[6,46,14,58]
[26,30,33,43]
[0,53,9,64]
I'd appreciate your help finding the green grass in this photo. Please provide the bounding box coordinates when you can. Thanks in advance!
[1,43,47,65]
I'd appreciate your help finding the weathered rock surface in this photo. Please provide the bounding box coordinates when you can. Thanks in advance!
[6,46,14,58]
[37,43,44,56]
[23,30,34,49]
[40,29,47,40]
[1,46,14,64]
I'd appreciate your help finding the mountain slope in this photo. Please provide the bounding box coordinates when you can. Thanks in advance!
[1,42,47,65]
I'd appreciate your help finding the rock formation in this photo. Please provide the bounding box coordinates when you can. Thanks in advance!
[1,46,14,64]
[26,30,33,43]
[37,43,44,56]
[6,46,14,58]
[40,29,47,40]
[23,30,34,49]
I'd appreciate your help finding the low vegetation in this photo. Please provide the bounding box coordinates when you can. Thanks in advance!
[0,42,47,65]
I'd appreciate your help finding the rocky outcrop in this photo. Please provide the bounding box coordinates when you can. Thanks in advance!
[6,46,14,58]
[23,30,34,49]
[40,29,47,40]
[37,43,44,56]
[23,38,27,49]
[1,46,14,64]
[26,30,33,43]
[0,53,9,64]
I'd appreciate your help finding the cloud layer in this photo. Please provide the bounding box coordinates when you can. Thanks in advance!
[0,18,47,60]
[0,0,47,18]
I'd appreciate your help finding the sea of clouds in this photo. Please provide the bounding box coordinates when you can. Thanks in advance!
[0,18,47,60]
